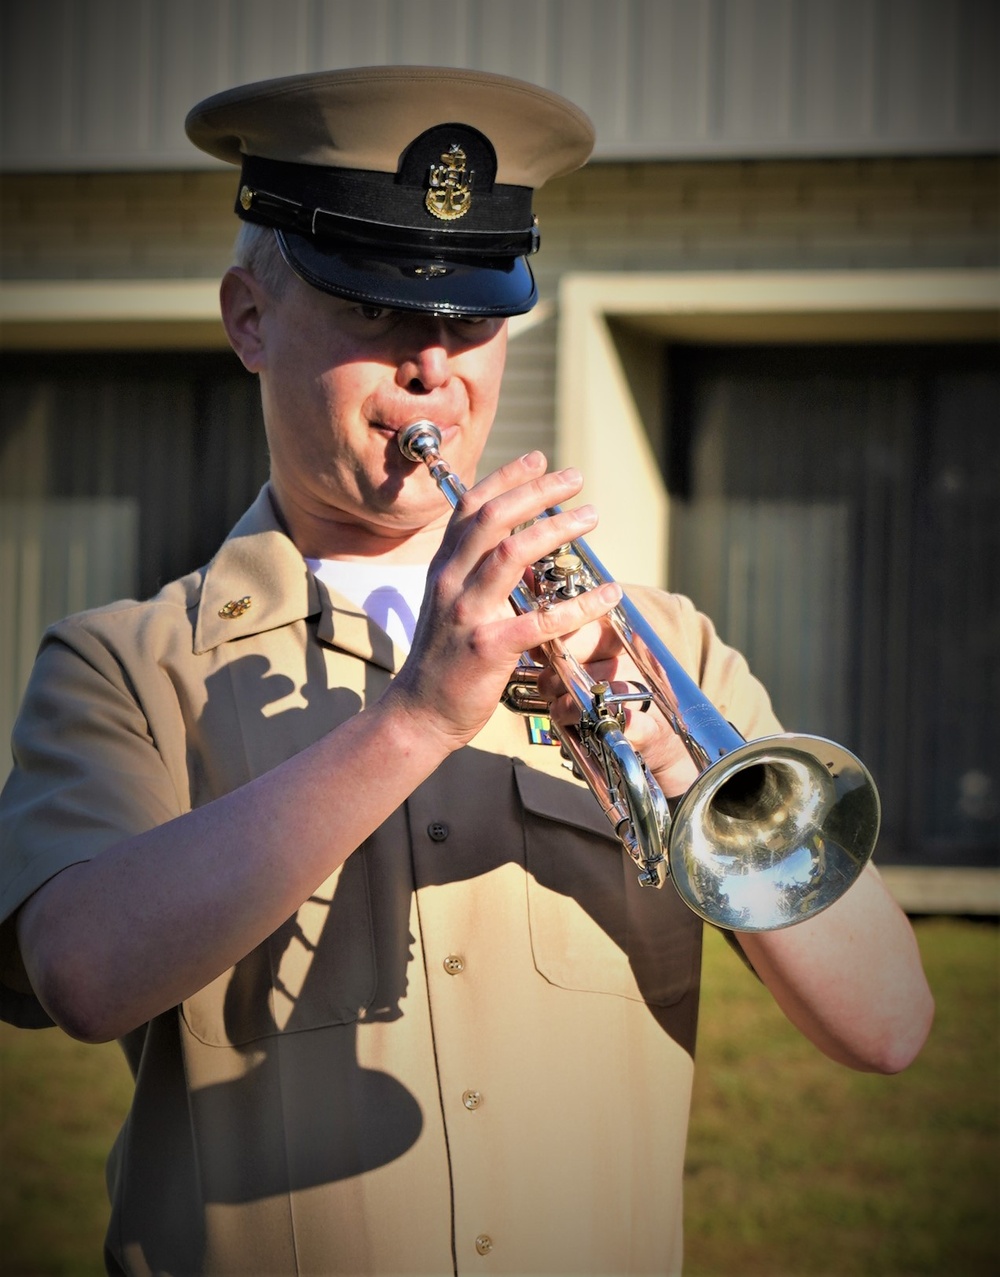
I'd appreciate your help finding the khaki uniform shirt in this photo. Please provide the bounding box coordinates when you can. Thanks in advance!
[0,487,781,1276]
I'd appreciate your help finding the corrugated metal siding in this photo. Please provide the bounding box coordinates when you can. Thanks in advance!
[2,0,997,172]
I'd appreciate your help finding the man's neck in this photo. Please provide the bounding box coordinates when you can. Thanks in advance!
[268,481,448,565]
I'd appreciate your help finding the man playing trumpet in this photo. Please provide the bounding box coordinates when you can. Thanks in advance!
[0,67,932,1276]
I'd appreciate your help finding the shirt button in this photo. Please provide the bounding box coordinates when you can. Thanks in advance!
[427,821,450,842]
[462,1089,483,1111]
[443,954,465,975]
[475,1234,494,1256]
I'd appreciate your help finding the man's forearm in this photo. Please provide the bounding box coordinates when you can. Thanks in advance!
[736,865,934,1073]
[16,692,449,1044]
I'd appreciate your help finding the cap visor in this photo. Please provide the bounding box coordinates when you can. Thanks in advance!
[277,231,537,317]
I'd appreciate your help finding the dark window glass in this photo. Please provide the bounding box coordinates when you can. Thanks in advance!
[664,342,999,868]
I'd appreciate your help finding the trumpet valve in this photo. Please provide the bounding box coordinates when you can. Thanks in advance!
[538,548,586,598]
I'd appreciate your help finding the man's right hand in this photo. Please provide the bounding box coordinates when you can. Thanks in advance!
[385,451,622,752]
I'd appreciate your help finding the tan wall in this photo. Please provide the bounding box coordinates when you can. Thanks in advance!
[4,159,994,284]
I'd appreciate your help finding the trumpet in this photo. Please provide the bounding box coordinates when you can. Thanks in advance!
[398,421,880,932]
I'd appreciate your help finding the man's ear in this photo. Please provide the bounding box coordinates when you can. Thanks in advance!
[220,267,269,372]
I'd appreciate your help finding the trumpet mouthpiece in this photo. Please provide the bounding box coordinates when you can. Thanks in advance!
[397,420,442,462]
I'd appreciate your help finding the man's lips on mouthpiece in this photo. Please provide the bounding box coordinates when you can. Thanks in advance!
[375,418,455,445]
[373,418,433,434]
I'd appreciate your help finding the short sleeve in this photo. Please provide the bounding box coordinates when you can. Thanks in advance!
[0,621,183,1025]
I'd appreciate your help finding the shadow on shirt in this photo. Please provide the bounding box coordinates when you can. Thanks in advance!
[164,635,701,1210]
[173,639,423,1206]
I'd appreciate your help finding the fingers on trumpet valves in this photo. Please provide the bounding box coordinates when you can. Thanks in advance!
[465,462,585,528]
[524,584,622,652]
[532,547,590,601]
[516,504,597,564]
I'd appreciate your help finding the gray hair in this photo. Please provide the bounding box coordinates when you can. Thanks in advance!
[231,222,292,298]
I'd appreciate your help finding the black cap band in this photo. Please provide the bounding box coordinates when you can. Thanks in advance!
[237,150,539,258]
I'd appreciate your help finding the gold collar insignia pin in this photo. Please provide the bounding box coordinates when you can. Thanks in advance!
[219,596,252,619]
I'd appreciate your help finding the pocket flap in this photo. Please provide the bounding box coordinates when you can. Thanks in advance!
[514,760,701,1009]
[513,759,619,843]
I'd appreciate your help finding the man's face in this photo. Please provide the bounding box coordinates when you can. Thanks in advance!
[250,273,508,551]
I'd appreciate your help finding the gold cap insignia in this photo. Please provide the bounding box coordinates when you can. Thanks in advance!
[219,596,252,618]
[425,145,473,221]
[239,185,254,211]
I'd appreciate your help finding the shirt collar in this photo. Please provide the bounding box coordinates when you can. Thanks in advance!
[193,484,403,672]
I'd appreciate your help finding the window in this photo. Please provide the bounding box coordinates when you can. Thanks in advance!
[1,351,269,781]
[664,342,999,867]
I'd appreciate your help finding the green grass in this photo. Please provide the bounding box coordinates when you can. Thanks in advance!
[0,1016,131,1276]
[685,918,999,1276]
[1,918,997,1276]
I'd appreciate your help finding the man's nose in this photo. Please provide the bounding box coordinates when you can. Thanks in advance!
[395,318,452,394]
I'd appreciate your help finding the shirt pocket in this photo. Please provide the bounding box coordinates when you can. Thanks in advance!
[515,762,701,1008]
[180,848,377,1047]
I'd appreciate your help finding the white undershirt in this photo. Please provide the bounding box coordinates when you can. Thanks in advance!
[306,557,429,651]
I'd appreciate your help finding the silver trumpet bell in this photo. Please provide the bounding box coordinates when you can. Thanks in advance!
[398,421,880,933]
